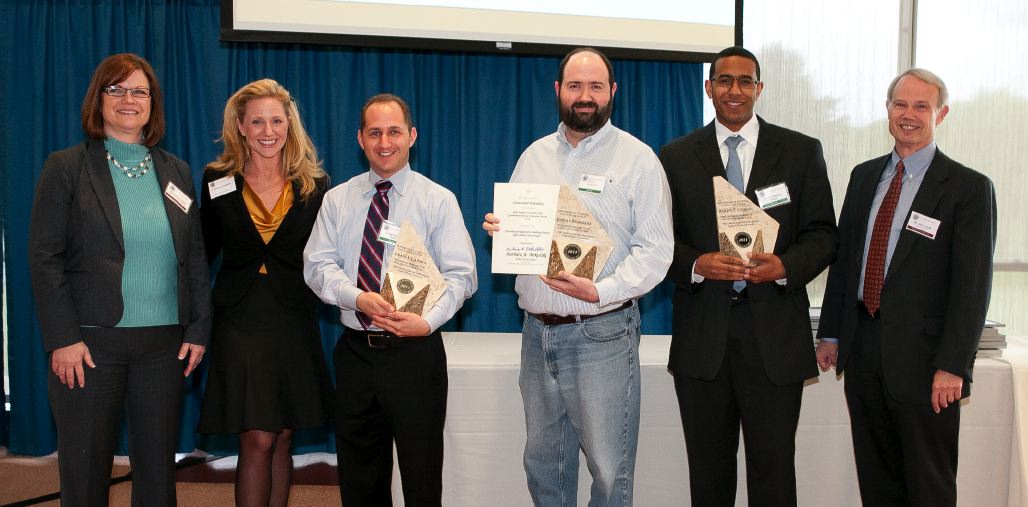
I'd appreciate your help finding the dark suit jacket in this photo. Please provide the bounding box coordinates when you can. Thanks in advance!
[28,138,212,351]
[659,117,838,385]
[817,149,996,403]
[200,169,326,310]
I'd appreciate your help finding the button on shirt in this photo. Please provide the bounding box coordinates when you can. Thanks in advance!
[509,121,674,316]
[303,165,477,332]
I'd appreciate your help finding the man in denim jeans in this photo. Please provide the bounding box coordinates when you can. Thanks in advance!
[483,47,673,506]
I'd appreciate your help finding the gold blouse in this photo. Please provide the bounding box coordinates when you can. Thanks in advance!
[242,181,294,274]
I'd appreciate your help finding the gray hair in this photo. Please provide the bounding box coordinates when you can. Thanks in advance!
[887,68,949,108]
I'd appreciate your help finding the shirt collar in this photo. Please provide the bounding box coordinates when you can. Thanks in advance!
[889,141,936,180]
[557,120,615,151]
[714,115,760,147]
[363,164,411,197]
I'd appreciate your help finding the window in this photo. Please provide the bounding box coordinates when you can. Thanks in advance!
[736,0,1026,334]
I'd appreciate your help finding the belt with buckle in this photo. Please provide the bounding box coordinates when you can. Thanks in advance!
[529,300,633,327]
[856,301,880,320]
[729,287,749,304]
[348,329,401,349]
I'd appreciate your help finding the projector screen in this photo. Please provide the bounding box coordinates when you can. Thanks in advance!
[222,0,740,62]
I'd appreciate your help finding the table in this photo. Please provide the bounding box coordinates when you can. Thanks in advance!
[387,333,1025,506]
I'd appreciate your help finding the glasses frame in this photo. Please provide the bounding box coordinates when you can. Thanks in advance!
[102,85,151,99]
[711,75,759,90]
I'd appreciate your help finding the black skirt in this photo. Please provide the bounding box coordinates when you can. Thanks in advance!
[198,275,332,433]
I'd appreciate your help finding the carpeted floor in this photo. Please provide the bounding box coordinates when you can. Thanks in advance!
[0,450,341,506]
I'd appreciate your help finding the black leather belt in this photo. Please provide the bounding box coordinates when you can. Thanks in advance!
[529,301,633,326]
[729,287,749,304]
[856,301,880,320]
[348,329,402,349]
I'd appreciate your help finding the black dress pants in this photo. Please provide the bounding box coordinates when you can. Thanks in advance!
[48,326,184,507]
[334,328,447,507]
[673,300,803,507]
[844,312,960,506]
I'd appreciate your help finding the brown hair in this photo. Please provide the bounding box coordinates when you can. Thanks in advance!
[206,78,325,199]
[558,48,615,87]
[80,53,164,146]
[360,93,414,131]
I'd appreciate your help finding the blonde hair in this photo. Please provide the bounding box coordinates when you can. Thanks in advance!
[207,79,325,198]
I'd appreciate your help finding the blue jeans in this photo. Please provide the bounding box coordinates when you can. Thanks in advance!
[520,303,641,507]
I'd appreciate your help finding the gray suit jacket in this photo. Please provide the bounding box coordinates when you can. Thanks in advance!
[29,138,212,351]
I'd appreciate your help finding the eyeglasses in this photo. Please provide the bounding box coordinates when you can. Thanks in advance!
[712,75,758,90]
[102,85,151,99]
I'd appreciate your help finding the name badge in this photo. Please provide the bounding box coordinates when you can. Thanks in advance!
[755,182,791,209]
[905,211,940,239]
[164,182,193,213]
[207,175,237,199]
[578,174,606,194]
[377,219,401,245]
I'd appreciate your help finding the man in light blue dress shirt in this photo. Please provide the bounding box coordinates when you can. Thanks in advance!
[304,94,477,506]
[484,48,674,506]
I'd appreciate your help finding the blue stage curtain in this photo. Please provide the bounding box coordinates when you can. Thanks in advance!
[0,0,703,455]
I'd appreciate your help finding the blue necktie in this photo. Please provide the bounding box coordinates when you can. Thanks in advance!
[724,136,746,292]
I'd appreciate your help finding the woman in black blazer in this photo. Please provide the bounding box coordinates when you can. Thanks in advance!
[197,79,331,507]
[28,53,211,507]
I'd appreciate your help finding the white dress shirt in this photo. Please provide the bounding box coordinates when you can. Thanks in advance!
[692,116,784,284]
[714,115,760,189]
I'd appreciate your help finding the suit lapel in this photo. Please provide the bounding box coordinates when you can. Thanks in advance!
[694,124,727,181]
[853,156,891,274]
[266,179,305,248]
[226,174,268,246]
[747,118,782,197]
[83,139,125,250]
[153,152,189,261]
[885,151,951,281]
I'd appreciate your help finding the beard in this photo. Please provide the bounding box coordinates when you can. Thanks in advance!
[559,99,613,135]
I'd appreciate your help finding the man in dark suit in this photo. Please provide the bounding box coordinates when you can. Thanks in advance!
[659,46,837,506]
[815,69,996,506]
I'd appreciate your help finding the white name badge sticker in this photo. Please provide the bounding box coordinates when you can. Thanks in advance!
[378,220,401,245]
[578,174,606,194]
[755,182,791,209]
[905,211,941,239]
[164,182,193,213]
[207,175,237,199]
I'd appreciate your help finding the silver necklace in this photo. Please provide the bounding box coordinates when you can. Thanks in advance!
[106,151,152,178]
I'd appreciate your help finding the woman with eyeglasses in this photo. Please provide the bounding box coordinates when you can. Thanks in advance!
[197,79,331,507]
[28,53,211,507]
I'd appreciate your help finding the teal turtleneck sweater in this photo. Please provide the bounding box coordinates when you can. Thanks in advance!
[104,137,178,327]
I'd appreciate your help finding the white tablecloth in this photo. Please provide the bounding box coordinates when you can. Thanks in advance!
[387,333,1024,506]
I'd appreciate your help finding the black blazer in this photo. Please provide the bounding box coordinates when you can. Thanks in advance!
[200,169,327,310]
[659,117,838,385]
[817,150,996,403]
[28,138,212,351]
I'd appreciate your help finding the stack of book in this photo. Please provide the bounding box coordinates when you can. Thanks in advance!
[977,320,1007,359]
[808,309,1006,359]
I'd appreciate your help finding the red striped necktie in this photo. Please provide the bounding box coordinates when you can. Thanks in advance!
[356,179,392,329]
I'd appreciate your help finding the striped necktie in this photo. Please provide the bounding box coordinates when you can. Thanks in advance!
[356,180,392,329]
